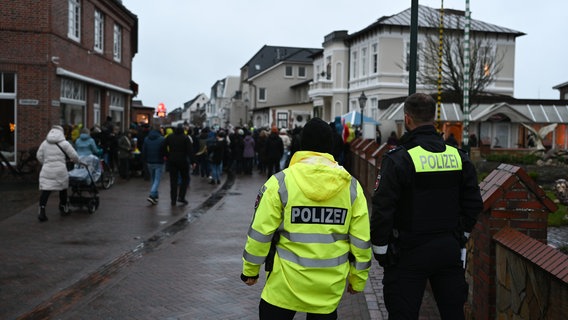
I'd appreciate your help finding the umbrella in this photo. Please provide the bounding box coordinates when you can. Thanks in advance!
[341,111,379,126]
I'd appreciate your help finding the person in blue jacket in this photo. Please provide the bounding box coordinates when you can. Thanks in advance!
[74,128,100,157]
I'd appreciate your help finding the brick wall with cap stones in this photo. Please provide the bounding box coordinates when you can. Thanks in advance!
[493,227,568,319]
[463,163,561,320]
[348,141,566,319]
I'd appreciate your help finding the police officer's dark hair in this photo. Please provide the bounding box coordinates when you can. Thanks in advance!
[403,93,436,123]
[300,117,333,154]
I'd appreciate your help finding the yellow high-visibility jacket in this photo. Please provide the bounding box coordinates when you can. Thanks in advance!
[242,151,371,314]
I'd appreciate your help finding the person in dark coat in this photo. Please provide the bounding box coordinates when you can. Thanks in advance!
[208,130,228,184]
[255,129,268,174]
[141,125,165,205]
[445,133,459,147]
[230,129,244,174]
[163,124,194,206]
[264,126,284,178]
[242,129,255,175]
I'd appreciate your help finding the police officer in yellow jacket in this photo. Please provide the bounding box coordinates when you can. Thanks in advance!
[370,93,483,319]
[241,117,372,320]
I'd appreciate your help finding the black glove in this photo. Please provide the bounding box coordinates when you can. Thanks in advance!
[374,253,389,267]
[240,273,259,283]
[373,242,399,267]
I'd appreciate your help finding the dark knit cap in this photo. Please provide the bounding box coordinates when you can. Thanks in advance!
[300,117,333,153]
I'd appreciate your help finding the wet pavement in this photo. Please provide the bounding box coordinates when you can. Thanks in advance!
[1,168,567,319]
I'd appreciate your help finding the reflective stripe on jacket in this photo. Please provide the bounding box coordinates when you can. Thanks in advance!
[242,151,371,314]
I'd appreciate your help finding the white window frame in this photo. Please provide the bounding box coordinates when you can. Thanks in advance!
[61,78,86,102]
[93,89,101,125]
[258,88,267,101]
[405,41,423,72]
[113,24,122,62]
[372,43,378,74]
[110,92,125,131]
[285,66,293,77]
[68,0,81,42]
[351,51,358,79]
[298,66,306,78]
[361,47,367,77]
[277,112,288,129]
[94,9,104,53]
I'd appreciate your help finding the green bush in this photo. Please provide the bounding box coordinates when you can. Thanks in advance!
[545,190,568,227]
[484,153,541,165]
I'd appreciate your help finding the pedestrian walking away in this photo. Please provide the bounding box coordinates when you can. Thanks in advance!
[36,125,80,222]
[370,93,483,320]
[141,124,165,205]
[163,124,194,206]
[208,130,228,185]
[263,126,284,179]
[241,117,372,320]
[242,129,256,175]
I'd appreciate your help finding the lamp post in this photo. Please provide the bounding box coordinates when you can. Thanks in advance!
[358,91,367,137]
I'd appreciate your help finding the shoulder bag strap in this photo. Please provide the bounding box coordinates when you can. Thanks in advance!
[55,142,70,160]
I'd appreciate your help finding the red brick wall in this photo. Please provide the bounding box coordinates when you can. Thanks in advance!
[0,0,137,151]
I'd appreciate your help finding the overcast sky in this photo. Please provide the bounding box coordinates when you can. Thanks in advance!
[121,0,567,112]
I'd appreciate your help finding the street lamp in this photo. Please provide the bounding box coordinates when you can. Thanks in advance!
[358,91,367,136]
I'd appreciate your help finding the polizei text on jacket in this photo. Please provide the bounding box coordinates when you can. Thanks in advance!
[291,206,348,225]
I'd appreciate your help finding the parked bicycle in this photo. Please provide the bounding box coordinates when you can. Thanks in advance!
[0,148,38,179]
[16,148,39,175]
[99,156,115,189]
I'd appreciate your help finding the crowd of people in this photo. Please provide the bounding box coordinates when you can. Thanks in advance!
[37,117,361,215]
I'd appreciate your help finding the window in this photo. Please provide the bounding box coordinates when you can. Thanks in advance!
[110,92,125,130]
[405,42,422,71]
[285,66,293,77]
[258,88,266,101]
[0,72,16,162]
[60,78,86,128]
[325,56,332,80]
[371,97,379,119]
[351,51,358,79]
[68,0,81,41]
[277,112,288,129]
[478,45,492,77]
[113,24,122,62]
[94,9,104,53]
[93,89,101,125]
[61,78,85,102]
[0,72,16,93]
[298,66,306,78]
[372,44,378,73]
[361,47,367,76]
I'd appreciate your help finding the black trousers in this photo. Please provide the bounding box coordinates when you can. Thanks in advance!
[39,189,67,207]
[259,299,337,320]
[265,159,280,179]
[168,161,189,202]
[382,235,468,320]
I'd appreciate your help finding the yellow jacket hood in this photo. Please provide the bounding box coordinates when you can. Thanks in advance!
[288,151,351,202]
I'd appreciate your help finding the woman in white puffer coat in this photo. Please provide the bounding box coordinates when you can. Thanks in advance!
[36,125,79,222]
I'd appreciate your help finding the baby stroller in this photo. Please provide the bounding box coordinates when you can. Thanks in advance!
[68,154,101,214]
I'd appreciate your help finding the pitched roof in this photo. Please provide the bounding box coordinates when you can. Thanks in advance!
[350,5,524,40]
[479,163,557,213]
[242,45,320,79]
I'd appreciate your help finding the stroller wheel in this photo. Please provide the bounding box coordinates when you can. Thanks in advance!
[88,199,97,214]
[59,203,70,216]
[95,197,100,209]
[101,171,113,189]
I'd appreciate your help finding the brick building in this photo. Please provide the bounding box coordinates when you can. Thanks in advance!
[0,0,138,164]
